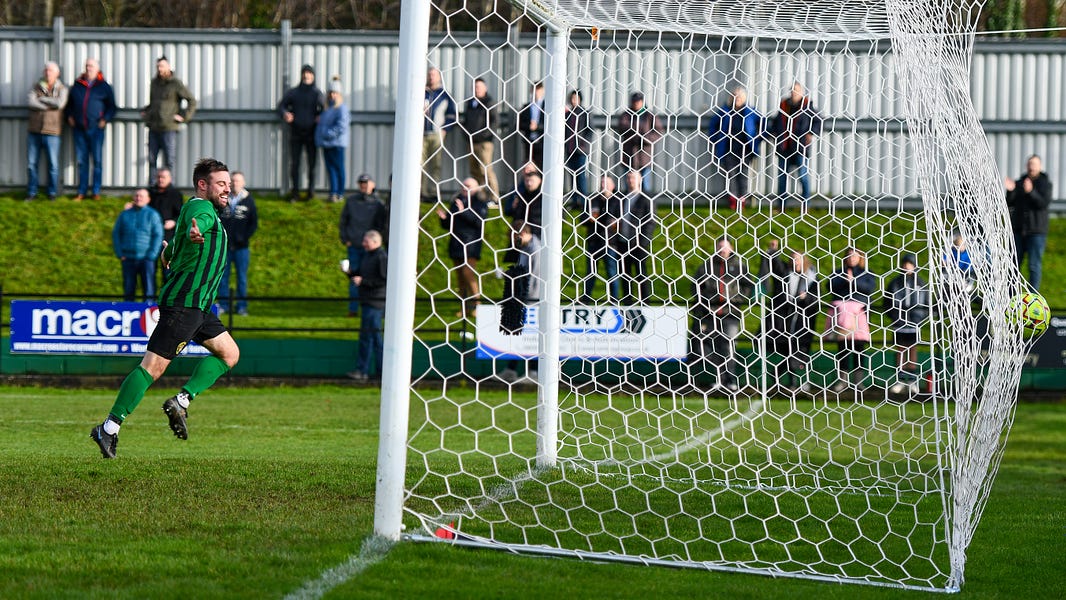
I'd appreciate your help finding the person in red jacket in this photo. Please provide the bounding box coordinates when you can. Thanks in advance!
[65,58,116,200]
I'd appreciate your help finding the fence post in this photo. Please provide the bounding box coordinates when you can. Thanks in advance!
[277,20,292,197]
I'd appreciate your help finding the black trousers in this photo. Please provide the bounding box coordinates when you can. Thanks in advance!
[289,134,317,194]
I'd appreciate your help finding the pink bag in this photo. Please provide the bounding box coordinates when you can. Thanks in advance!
[827,300,871,342]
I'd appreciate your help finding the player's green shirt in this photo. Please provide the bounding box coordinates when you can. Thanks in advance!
[158,197,229,311]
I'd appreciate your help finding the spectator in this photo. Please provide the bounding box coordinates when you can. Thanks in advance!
[518,81,546,169]
[316,76,351,203]
[612,170,656,304]
[340,174,388,317]
[826,247,876,393]
[690,237,752,393]
[218,171,258,316]
[112,188,163,302]
[498,220,543,384]
[26,61,67,201]
[503,162,539,218]
[65,57,115,201]
[149,168,184,244]
[773,250,820,392]
[770,82,822,212]
[708,85,763,212]
[1005,154,1052,290]
[577,175,620,303]
[278,64,325,202]
[565,89,595,203]
[757,238,789,361]
[884,254,929,396]
[142,56,197,187]
[422,67,457,203]
[437,178,490,327]
[346,230,388,382]
[506,168,544,237]
[945,231,976,294]
[462,77,500,201]
[613,91,664,192]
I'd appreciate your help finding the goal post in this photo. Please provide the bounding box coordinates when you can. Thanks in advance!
[374,0,1032,592]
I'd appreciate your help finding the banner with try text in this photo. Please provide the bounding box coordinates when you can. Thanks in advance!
[9,300,212,356]
[475,305,689,361]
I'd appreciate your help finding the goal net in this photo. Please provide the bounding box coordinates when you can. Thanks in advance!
[375,0,1029,592]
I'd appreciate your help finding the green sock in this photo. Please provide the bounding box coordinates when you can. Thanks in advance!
[183,356,231,399]
[109,366,155,421]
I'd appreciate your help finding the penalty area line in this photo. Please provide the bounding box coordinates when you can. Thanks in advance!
[284,535,393,600]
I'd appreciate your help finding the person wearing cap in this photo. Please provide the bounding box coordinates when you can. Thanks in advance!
[884,253,929,395]
[278,64,325,202]
[340,174,388,317]
[613,91,664,192]
[141,56,197,187]
[316,76,351,203]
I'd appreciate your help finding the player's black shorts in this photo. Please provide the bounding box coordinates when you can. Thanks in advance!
[147,306,227,359]
[894,332,919,347]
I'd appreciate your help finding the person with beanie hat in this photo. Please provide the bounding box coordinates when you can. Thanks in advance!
[316,76,351,203]
[278,63,325,201]
[884,253,929,395]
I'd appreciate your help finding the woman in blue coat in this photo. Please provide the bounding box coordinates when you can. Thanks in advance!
[316,77,351,203]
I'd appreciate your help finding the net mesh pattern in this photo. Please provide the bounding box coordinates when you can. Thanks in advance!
[398,0,1025,592]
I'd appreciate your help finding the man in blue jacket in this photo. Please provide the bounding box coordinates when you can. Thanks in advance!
[707,86,762,212]
[113,188,164,301]
[65,58,116,201]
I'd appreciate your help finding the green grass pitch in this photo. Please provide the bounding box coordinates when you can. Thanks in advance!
[0,384,1063,598]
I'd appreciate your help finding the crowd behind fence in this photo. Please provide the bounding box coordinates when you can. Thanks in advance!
[1,21,1066,204]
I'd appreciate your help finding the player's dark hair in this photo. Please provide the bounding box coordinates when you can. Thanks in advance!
[193,158,229,187]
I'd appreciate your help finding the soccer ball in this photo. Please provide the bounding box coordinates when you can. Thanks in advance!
[1009,292,1050,336]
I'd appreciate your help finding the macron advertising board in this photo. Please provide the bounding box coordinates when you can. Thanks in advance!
[9,300,211,356]
[475,304,689,361]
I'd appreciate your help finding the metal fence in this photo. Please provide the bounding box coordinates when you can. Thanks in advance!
[1,20,1064,201]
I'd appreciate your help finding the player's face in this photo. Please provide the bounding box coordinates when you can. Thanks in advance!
[201,171,232,209]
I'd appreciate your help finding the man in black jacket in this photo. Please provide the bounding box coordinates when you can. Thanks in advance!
[218,171,258,315]
[462,78,500,201]
[518,81,546,169]
[148,167,184,289]
[1005,154,1053,290]
[565,90,594,202]
[691,237,752,393]
[340,174,388,317]
[611,170,656,304]
[346,230,387,381]
[278,64,324,202]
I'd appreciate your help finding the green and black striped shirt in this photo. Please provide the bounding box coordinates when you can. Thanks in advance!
[158,197,228,311]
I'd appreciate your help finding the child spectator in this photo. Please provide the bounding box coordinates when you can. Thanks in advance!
[884,254,929,395]
[826,247,876,393]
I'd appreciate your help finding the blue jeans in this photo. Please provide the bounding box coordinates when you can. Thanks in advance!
[323,147,346,198]
[356,305,384,376]
[566,153,589,201]
[27,133,60,197]
[777,154,811,209]
[73,127,106,196]
[148,130,177,185]
[583,247,620,301]
[121,258,156,301]
[640,165,652,192]
[218,247,250,312]
[1016,233,1047,291]
[347,246,366,313]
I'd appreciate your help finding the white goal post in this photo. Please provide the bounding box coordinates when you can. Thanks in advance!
[375,0,1032,592]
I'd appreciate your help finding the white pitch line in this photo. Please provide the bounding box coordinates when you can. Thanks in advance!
[284,536,393,600]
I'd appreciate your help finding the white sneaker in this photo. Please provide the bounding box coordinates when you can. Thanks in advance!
[498,368,518,383]
[907,381,920,395]
[459,331,475,341]
[830,380,847,393]
[889,382,906,395]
